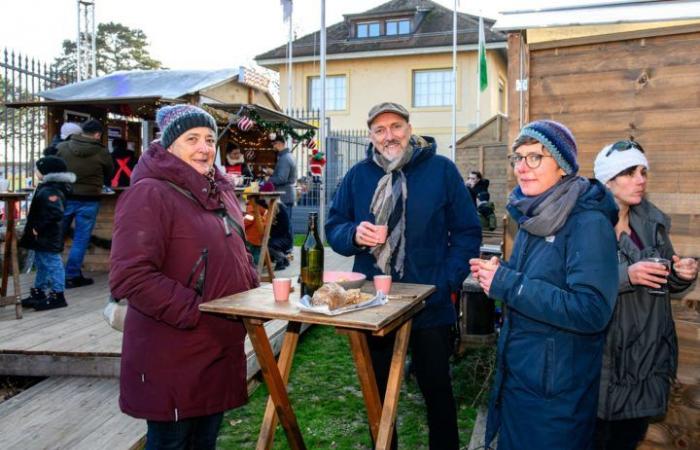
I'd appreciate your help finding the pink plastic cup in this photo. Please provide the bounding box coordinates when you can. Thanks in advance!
[375,225,388,244]
[373,275,392,295]
[272,278,292,302]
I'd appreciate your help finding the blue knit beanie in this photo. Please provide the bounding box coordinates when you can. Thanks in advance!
[156,105,217,149]
[515,120,579,174]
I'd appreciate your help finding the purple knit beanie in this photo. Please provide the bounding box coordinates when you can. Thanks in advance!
[155,104,217,149]
[515,120,579,174]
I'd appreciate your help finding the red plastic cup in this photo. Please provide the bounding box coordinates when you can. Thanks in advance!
[375,225,388,244]
[272,278,292,302]
[373,275,392,295]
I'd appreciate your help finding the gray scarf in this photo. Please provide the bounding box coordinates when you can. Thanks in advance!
[369,140,417,277]
[509,175,590,237]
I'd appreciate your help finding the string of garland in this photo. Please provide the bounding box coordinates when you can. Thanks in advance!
[244,109,315,142]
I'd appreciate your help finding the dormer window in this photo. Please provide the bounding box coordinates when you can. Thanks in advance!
[386,19,411,35]
[357,21,380,38]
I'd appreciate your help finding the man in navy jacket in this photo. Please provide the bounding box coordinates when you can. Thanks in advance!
[326,102,481,449]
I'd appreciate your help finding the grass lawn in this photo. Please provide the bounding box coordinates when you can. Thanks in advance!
[217,325,495,449]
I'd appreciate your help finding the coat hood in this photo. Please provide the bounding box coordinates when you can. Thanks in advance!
[58,134,105,157]
[132,141,234,211]
[365,135,436,168]
[574,178,619,226]
[39,172,75,195]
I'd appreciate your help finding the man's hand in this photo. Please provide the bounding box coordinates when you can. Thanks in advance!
[628,261,669,288]
[354,221,384,247]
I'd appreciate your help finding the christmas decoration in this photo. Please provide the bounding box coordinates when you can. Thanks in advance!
[309,148,326,180]
[306,139,317,151]
[237,116,254,131]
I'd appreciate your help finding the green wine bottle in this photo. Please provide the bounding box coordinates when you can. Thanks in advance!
[300,212,324,297]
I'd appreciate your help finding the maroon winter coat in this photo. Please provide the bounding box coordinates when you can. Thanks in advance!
[110,142,259,421]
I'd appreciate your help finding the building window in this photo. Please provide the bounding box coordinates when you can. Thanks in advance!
[386,19,411,35]
[498,78,506,113]
[412,69,453,107]
[308,75,346,111]
[357,21,380,38]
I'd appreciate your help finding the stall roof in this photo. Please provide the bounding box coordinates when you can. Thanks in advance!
[34,69,240,102]
[493,0,700,31]
[203,103,316,129]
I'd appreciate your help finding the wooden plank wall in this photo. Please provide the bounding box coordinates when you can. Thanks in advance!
[455,115,509,224]
[527,28,700,299]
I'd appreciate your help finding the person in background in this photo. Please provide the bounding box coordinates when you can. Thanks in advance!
[326,102,481,449]
[476,191,497,231]
[19,156,75,311]
[110,137,138,187]
[110,104,258,450]
[466,170,489,205]
[264,135,297,237]
[470,120,619,450]
[224,142,253,184]
[57,119,113,288]
[43,122,83,156]
[593,140,698,450]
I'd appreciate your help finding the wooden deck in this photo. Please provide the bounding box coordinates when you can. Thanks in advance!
[0,247,352,450]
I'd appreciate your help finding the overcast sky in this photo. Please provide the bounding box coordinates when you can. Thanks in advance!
[1,0,605,70]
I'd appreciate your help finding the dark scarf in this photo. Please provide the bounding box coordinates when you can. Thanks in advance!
[369,136,426,277]
[508,175,589,236]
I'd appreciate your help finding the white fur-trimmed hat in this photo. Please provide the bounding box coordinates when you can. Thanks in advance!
[594,142,649,184]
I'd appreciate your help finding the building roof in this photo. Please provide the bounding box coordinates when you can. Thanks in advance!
[37,69,242,101]
[493,0,700,31]
[255,0,506,64]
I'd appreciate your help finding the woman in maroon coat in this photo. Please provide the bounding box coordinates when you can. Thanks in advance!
[110,105,259,450]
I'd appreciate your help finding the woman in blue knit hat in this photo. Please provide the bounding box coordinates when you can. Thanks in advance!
[110,104,259,449]
[470,120,620,449]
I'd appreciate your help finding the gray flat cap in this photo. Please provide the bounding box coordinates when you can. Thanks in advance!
[367,102,410,128]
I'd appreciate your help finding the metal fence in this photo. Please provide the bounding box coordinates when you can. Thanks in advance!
[1,48,74,193]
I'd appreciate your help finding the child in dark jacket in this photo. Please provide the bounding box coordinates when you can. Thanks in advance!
[476,191,497,231]
[20,156,76,310]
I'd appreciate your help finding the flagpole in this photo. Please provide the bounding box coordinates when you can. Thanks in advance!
[287,2,293,110]
[451,0,457,162]
[319,0,327,241]
[476,15,484,128]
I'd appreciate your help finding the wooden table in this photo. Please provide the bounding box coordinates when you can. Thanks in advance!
[235,190,283,282]
[0,192,28,319]
[200,281,435,450]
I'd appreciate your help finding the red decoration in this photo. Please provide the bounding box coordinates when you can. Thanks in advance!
[309,148,326,178]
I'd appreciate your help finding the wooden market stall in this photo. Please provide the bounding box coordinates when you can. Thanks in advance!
[5,68,315,273]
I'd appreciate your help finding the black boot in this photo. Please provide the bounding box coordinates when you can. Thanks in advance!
[34,291,67,311]
[21,288,46,308]
[65,274,94,289]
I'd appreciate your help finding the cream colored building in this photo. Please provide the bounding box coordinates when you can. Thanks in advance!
[256,0,508,157]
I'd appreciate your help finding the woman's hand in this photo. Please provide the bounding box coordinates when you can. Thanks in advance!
[469,257,500,295]
[627,261,669,288]
[672,255,699,281]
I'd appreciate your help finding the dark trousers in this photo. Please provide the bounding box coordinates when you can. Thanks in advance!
[145,412,223,450]
[594,417,650,450]
[368,325,459,450]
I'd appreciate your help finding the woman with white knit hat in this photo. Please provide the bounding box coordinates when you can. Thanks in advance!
[593,139,698,450]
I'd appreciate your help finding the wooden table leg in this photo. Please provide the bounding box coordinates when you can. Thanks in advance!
[375,319,412,450]
[259,198,278,282]
[244,319,306,450]
[344,329,382,442]
[1,199,21,319]
[257,321,302,450]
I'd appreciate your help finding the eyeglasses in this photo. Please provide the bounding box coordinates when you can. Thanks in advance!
[507,153,554,169]
[605,139,645,157]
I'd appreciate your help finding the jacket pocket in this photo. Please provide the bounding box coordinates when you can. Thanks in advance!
[543,338,555,398]
[186,248,209,296]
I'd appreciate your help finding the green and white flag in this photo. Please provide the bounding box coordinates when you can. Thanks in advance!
[478,16,488,92]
